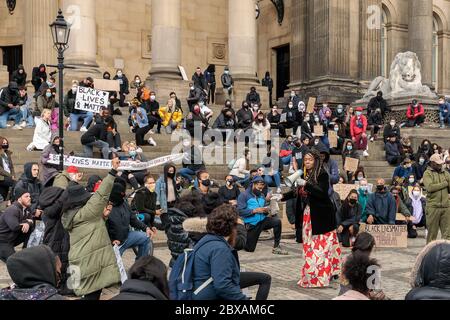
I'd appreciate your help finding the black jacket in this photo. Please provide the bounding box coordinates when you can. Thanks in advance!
[337,203,361,227]
[31,64,47,88]
[14,163,43,214]
[187,87,206,108]
[39,187,69,270]
[63,89,84,116]
[0,82,20,115]
[0,202,34,244]
[406,242,450,300]
[368,96,389,116]
[368,111,383,126]
[221,73,234,88]
[106,201,148,243]
[383,124,401,142]
[236,108,253,130]
[262,77,274,91]
[132,188,157,226]
[11,65,27,87]
[267,111,281,125]
[113,75,129,94]
[182,145,206,174]
[283,106,299,123]
[212,111,237,130]
[80,123,107,144]
[192,73,208,91]
[246,91,261,105]
[283,171,336,238]
[112,279,168,300]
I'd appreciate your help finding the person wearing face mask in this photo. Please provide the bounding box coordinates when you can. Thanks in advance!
[416,139,432,159]
[405,99,425,128]
[413,154,429,181]
[404,185,427,239]
[363,178,397,225]
[392,158,414,184]
[221,66,234,101]
[319,103,332,123]
[31,64,47,95]
[292,136,310,172]
[353,168,366,184]
[35,76,56,99]
[368,108,383,142]
[192,67,208,95]
[63,80,94,132]
[113,69,130,107]
[185,104,208,141]
[390,185,412,222]
[236,101,254,131]
[179,139,206,184]
[27,108,52,152]
[300,113,314,140]
[385,134,404,165]
[438,96,450,129]
[238,176,287,255]
[368,91,389,118]
[262,72,274,107]
[252,111,271,148]
[40,135,61,185]
[12,65,27,88]
[219,175,241,206]
[383,119,401,144]
[350,107,369,157]
[288,91,301,110]
[159,98,183,134]
[332,104,346,123]
[205,65,217,105]
[156,164,180,215]
[342,141,360,182]
[212,105,236,145]
[282,101,300,136]
[246,87,261,106]
[146,91,162,134]
[120,142,148,188]
[357,179,372,217]
[0,137,16,202]
[423,154,450,243]
[337,190,361,247]
[187,82,206,112]
[129,99,152,147]
[401,173,418,198]
[329,123,345,155]
[266,105,285,138]
[131,75,144,92]
[132,175,160,229]
[36,87,56,113]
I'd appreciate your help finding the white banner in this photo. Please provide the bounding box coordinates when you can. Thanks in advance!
[75,86,109,114]
[47,153,184,171]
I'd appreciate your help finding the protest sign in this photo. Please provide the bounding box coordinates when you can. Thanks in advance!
[280,113,287,123]
[113,245,128,284]
[396,213,407,222]
[328,130,338,148]
[179,66,189,81]
[48,154,184,171]
[93,79,120,92]
[360,224,408,248]
[75,86,109,114]
[314,125,324,137]
[334,184,359,200]
[344,157,360,173]
[307,97,316,113]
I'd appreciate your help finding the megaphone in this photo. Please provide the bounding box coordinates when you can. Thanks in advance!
[285,170,303,188]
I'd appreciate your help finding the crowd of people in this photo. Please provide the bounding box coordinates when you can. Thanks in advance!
[0,62,449,301]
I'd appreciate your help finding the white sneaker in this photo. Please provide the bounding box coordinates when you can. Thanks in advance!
[149,130,155,135]
[12,125,23,130]
[363,150,370,158]
[80,127,88,132]
[26,144,35,152]
[276,187,282,194]
[148,137,157,146]
[370,136,375,142]
[20,121,27,128]
[6,124,13,128]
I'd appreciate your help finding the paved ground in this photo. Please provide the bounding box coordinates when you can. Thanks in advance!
[0,229,427,300]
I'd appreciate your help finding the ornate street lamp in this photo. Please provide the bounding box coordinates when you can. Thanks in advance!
[6,0,16,15]
[49,9,71,171]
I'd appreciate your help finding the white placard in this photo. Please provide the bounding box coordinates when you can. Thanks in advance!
[75,86,109,114]
[113,245,128,284]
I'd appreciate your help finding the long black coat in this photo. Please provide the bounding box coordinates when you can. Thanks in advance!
[283,171,337,241]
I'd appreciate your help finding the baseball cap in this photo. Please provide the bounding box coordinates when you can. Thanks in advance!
[430,154,445,165]
[67,166,79,174]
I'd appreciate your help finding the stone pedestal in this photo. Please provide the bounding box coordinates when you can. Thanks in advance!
[0,65,10,88]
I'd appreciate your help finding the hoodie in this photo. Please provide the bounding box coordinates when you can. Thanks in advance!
[14,163,42,213]
[313,143,340,195]
[364,191,397,224]
[0,245,64,300]
[12,65,27,87]
[406,240,450,300]
[0,82,20,114]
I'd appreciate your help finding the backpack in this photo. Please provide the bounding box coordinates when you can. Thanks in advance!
[168,237,218,300]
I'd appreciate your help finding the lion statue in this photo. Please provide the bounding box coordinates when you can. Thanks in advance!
[363,51,436,99]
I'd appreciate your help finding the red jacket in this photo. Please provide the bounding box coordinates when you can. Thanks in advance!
[350,115,368,137]
[406,104,425,120]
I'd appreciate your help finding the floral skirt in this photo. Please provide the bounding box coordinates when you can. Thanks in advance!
[298,206,342,288]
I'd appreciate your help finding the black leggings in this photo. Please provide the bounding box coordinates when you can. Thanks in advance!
[245,217,282,252]
[0,177,15,200]
[135,125,151,146]
[240,272,272,301]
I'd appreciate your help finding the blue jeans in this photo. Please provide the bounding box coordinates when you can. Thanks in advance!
[20,106,35,127]
[232,174,250,186]
[440,111,450,127]
[280,155,292,166]
[179,168,196,183]
[70,112,93,131]
[119,231,152,260]
[264,172,281,188]
[83,140,110,159]
[0,109,21,128]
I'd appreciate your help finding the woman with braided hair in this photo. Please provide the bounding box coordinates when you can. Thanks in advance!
[282,149,341,288]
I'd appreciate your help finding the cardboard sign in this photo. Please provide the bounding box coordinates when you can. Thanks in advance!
[396,213,407,222]
[334,184,359,200]
[328,130,338,148]
[93,79,120,92]
[360,224,408,248]
[314,125,324,137]
[307,97,316,113]
[75,86,109,114]
[344,157,360,173]
[179,66,189,81]
[280,113,287,123]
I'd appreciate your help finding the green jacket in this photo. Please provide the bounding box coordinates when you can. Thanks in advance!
[62,172,120,296]
[423,168,450,208]
[53,171,71,190]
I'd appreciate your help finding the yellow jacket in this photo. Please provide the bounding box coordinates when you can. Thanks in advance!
[159,106,183,127]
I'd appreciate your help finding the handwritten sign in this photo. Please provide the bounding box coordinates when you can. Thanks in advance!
[113,245,128,284]
[360,224,408,248]
[328,130,338,148]
[344,157,360,173]
[314,125,324,137]
[334,184,359,200]
[93,79,120,92]
[307,97,316,114]
[75,86,109,114]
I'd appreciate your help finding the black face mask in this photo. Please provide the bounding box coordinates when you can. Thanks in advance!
[2,144,9,150]
[201,179,211,187]
[167,172,175,179]
[377,185,385,192]
[254,189,262,197]
[349,199,357,205]
[52,144,59,150]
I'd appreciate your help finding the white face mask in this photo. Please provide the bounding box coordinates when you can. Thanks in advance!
[390,122,396,127]
[117,73,123,77]
[291,93,295,97]
[190,86,195,90]
[72,87,77,93]
[413,191,421,198]
[150,95,156,101]
[183,141,190,148]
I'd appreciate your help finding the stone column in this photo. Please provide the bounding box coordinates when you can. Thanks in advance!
[409,0,433,87]
[228,0,258,83]
[23,0,58,71]
[359,0,381,81]
[289,0,307,88]
[148,0,182,80]
[63,0,99,73]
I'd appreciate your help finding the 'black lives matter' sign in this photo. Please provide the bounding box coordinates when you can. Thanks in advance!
[360,224,408,248]
[75,86,109,114]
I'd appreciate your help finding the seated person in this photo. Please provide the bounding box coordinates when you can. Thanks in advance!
[229,150,251,187]
[438,96,450,129]
[237,176,287,255]
[27,108,52,152]
[368,108,383,142]
[413,154,429,181]
[212,105,237,145]
[64,80,94,132]
[390,185,412,223]
[336,190,361,248]
[385,134,404,165]
[383,119,401,144]
[246,87,261,106]
[362,179,396,225]
[405,99,425,128]
[392,158,414,183]
[80,116,113,159]
[179,139,206,184]
[218,176,241,206]
[159,99,183,134]
[404,185,427,239]
[267,105,286,138]
[132,174,160,229]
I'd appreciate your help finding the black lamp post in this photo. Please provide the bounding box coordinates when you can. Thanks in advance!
[49,9,71,171]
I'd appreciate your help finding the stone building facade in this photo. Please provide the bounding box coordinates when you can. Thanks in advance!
[0,0,449,105]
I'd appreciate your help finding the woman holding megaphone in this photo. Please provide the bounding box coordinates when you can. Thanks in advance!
[282,149,341,288]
